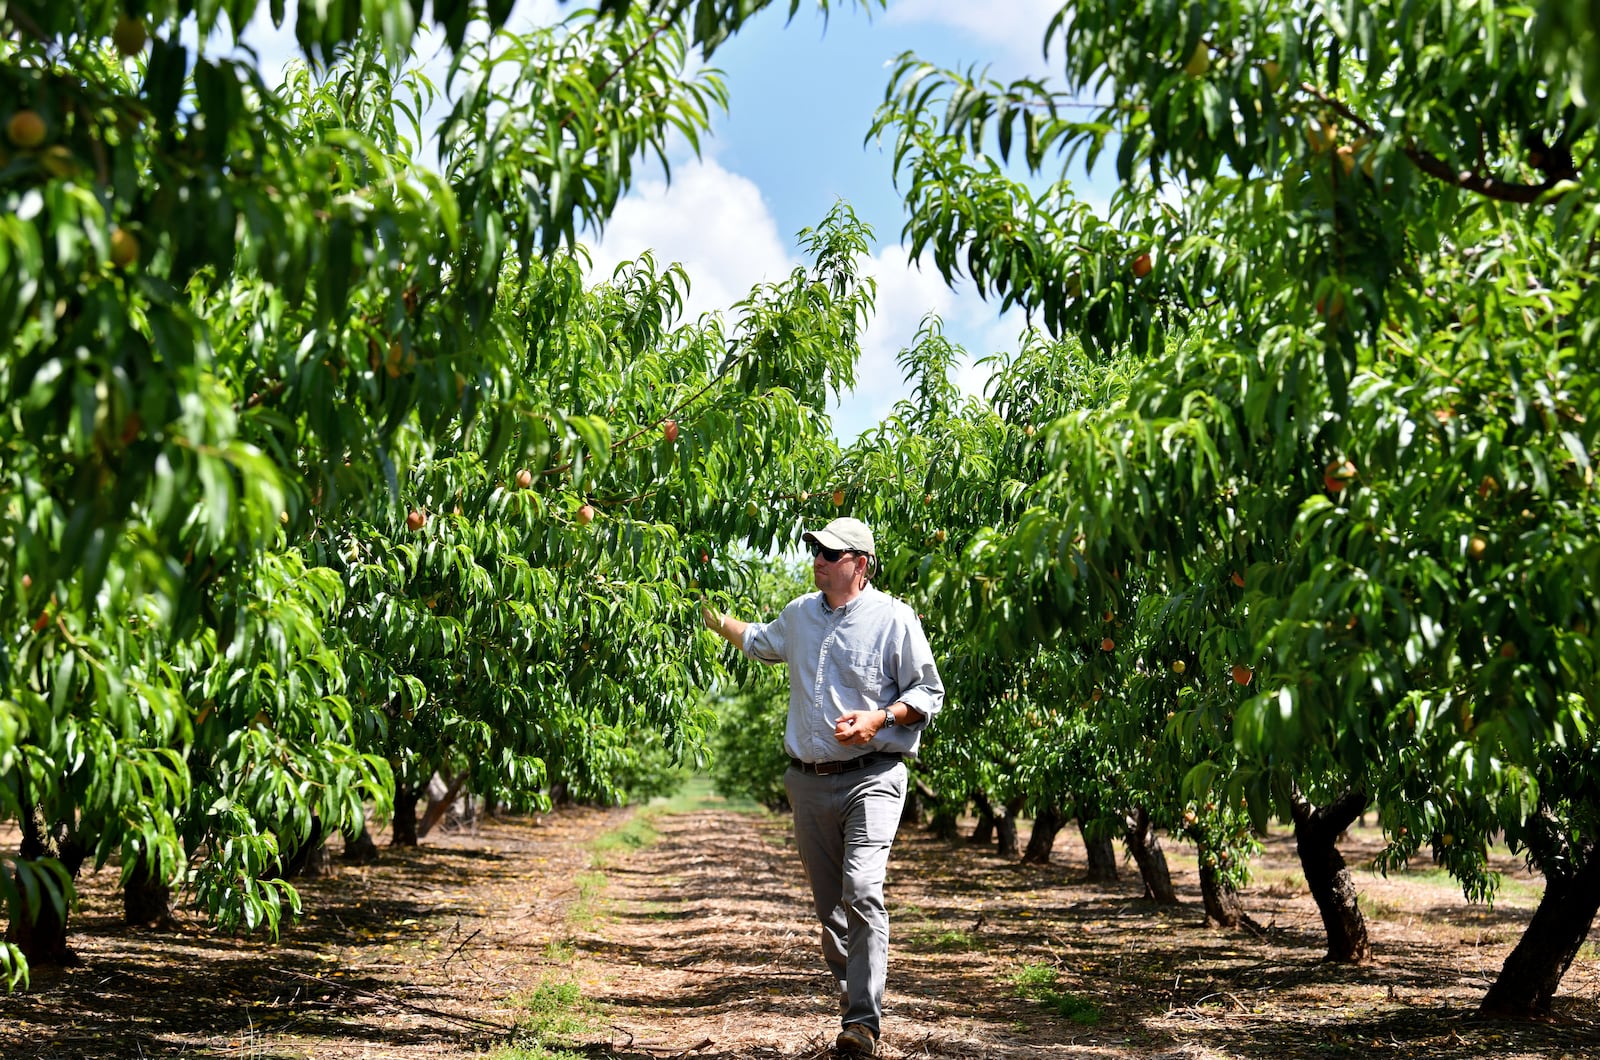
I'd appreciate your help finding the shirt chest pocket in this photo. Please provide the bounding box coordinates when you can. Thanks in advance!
[834,648,883,694]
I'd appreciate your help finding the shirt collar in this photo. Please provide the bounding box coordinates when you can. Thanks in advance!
[820,584,873,615]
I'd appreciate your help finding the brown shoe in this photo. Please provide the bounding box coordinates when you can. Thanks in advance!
[836,1023,878,1057]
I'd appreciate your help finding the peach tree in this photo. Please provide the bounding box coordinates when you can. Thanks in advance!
[869,0,1597,1016]
[0,0,874,986]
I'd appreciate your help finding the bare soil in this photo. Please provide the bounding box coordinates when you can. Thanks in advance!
[2,794,1596,1059]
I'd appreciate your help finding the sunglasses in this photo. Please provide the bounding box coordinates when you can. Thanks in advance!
[807,542,856,563]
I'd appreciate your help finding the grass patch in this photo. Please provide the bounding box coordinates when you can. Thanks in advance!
[591,815,658,865]
[1358,892,1402,919]
[1011,963,1100,1025]
[650,773,766,815]
[565,870,608,929]
[1257,871,1305,898]
[899,903,985,953]
[922,928,983,952]
[571,773,759,928]
[488,977,599,1060]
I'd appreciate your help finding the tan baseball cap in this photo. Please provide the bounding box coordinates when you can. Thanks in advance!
[803,517,875,555]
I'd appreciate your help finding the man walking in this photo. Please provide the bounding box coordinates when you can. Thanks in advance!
[703,517,944,1057]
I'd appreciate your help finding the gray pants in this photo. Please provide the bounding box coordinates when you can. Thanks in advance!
[784,758,908,1037]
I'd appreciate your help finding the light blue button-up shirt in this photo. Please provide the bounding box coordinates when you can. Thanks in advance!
[742,585,944,764]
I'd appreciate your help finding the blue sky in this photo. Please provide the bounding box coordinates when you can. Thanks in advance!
[229,1,1115,441]
[586,0,1091,440]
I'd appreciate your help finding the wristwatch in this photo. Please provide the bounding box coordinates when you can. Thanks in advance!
[882,708,896,729]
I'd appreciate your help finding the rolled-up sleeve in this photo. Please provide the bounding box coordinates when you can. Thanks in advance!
[742,603,791,664]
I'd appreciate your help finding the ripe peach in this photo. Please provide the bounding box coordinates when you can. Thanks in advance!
[1231,663,1253,685]
[406,509,426,531]
[1304,118,1337,154]
[6,110,46,149]
[663,419,679,443]
[112,16,147,55]
[577,504,595,525]
[110,226,139,268]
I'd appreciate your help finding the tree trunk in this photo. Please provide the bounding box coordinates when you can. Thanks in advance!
[1480,837,1600,1017]
[969,792,996,848]
[1125,807,1178,904]
[276,816,330,879]
[6,806,85,966]
[418,771,469,839]
[392,782,421,847]
[1290,787,1371,962]
[1080,820,1119,882]
[1022,803,1066,864]
[1197,831,1247,927]
[995,797,1025,860]
[122,849,172,926]
[340,820,380,864]
[926,784,961,841]
[899,779,924,829]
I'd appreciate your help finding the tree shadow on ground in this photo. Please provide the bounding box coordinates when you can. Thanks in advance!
[0,810,620,1060]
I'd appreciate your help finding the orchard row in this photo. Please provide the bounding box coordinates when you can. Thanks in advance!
[4,0,1599,1027]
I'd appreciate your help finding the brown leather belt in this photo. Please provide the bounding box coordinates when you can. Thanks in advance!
[788,752,903,776]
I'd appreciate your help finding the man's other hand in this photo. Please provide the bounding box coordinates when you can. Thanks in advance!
[833,710,882,745]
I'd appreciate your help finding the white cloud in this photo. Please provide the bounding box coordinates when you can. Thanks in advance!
[831,248,1025,441]
[585,157,795,323]
[885,0,1064,73]
[833,245,959,434]
[587,166,1020,443]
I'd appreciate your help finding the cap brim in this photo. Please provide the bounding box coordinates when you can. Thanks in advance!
[802,529,852,552]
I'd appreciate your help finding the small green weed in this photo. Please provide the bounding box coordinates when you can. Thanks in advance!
[591,815,658,865]
[1011,963,1100,1025]
[565,870,608,929]
[1358,892,1401,919]
[1258,871,1305,898]
[920,928,982,952]
[524,979,594,1038]
[490,1045,588,1060]
[487,977,598,1060]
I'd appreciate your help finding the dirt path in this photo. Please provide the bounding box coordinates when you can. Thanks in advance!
[575,803,1598,1060]
[2,797,1596,1059]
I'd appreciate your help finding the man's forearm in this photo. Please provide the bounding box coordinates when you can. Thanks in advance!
[886,702,923,727]
[702,606,747,649]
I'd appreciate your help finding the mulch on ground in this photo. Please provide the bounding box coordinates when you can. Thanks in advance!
[2,797,1595,1059]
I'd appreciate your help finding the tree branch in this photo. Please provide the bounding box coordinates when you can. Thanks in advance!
[1296,82,1577,205]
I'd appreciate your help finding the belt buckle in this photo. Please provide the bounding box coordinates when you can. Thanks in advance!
[814,760,844,775]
